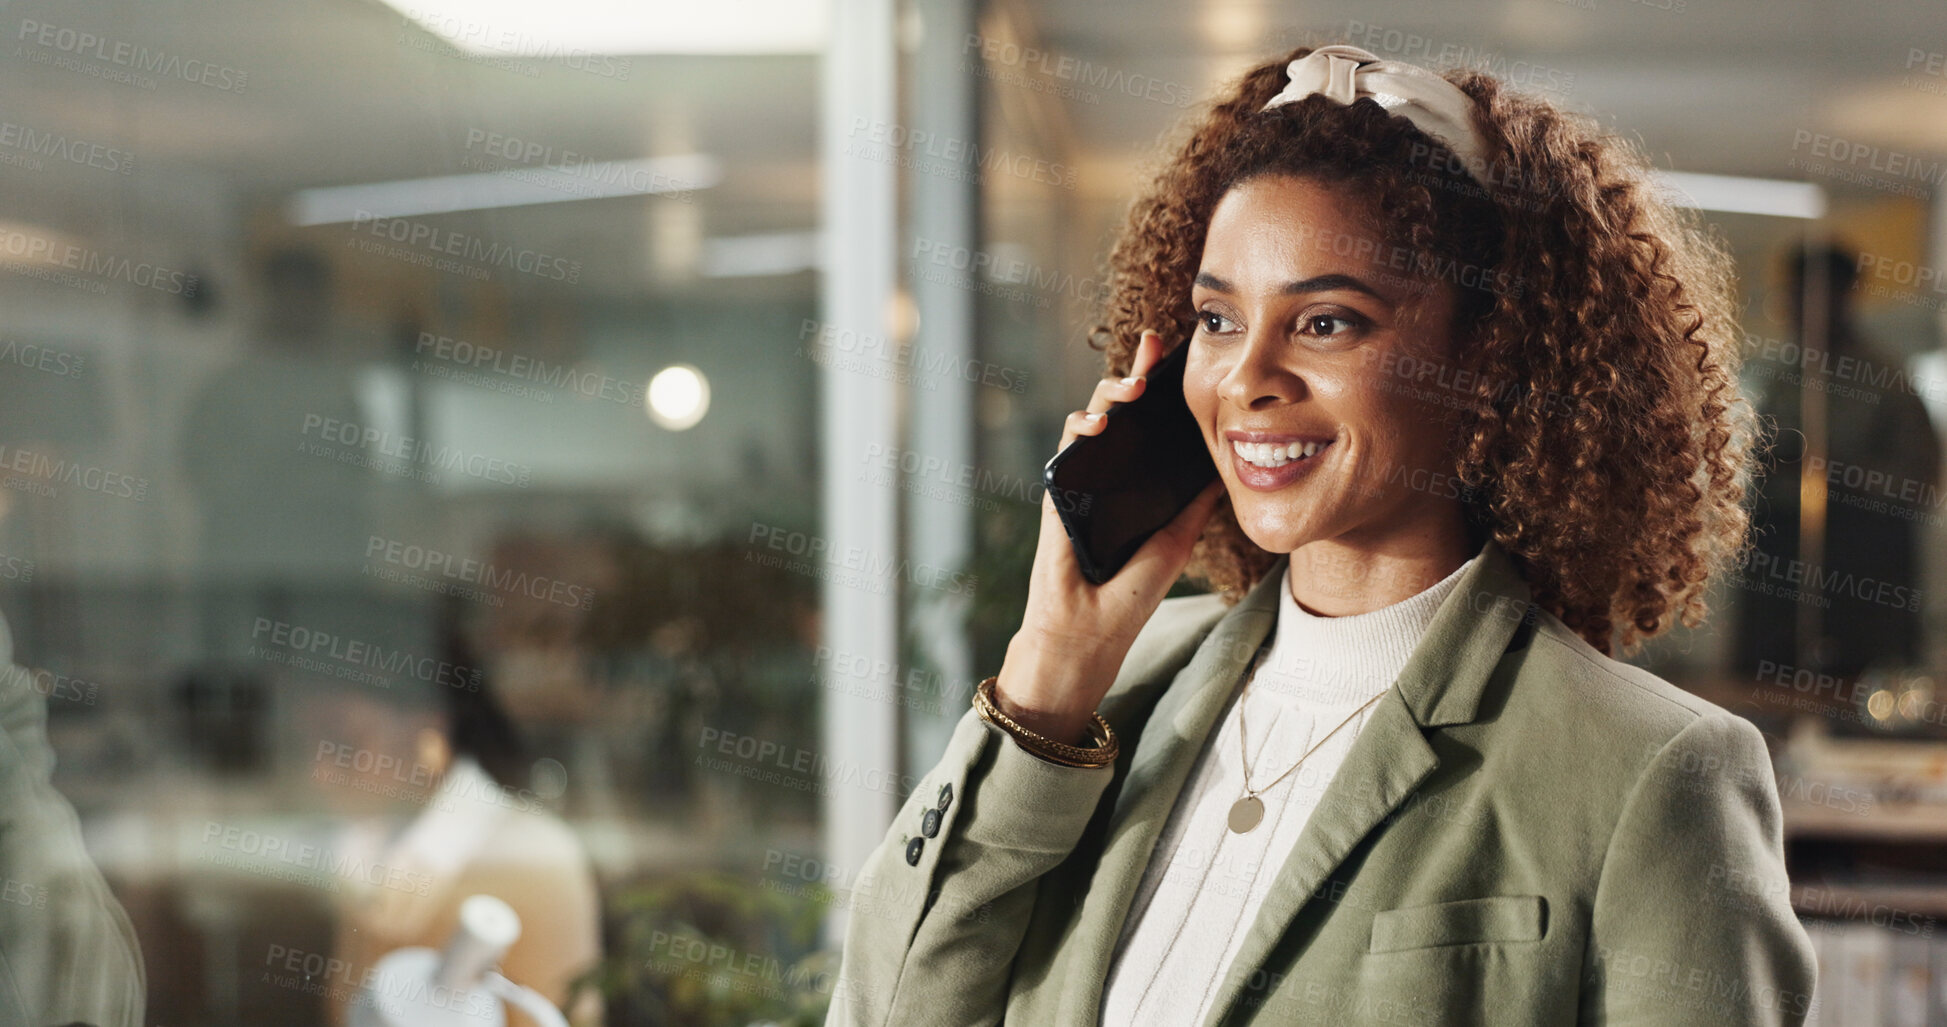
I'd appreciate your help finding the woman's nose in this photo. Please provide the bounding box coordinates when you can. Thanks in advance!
[1219,329,1304,410]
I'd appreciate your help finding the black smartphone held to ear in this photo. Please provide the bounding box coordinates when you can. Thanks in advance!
[1043,340,1219,585]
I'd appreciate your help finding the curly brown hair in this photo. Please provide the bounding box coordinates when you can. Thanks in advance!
[1089,45,1758,658]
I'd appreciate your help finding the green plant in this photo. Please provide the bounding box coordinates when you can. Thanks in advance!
[574,870,838,1026]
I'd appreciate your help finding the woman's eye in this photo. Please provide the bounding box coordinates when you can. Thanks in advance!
[1303,314,1360,337]
[1197,310,1236,334]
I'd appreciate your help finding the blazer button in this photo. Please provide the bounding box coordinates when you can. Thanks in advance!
[904,837,924,866]
[921,807,942,838]
[937,783,953,812]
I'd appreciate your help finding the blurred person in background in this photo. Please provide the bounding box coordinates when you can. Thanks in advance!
[310,600,602,1027]
[0,607,143,1027]
[179,245,375,634]
[1737,242,1941,681]
[831,43,1816,1025]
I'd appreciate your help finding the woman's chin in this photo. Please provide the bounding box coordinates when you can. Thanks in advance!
[1233,514,1327,557]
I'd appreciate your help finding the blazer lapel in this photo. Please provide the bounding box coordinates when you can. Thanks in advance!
[1064,561,1287,1024]
[1197,539,1537,1027]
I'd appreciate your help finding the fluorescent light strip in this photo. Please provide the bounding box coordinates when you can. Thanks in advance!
[1655,171,1827,220]
[287,155,722,226]
[380,0,827,56]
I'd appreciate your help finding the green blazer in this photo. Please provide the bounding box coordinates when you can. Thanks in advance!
[828,540,1818,1025]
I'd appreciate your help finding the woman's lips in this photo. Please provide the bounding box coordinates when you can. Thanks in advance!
[1222,436,1331,496]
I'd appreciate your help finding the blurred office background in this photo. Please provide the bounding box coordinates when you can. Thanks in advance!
[0,0,1942,1023]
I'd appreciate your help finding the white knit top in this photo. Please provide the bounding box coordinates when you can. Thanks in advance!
[1098,553,1475,1026]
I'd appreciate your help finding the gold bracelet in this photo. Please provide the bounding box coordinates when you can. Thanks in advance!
[972,675,1119,769]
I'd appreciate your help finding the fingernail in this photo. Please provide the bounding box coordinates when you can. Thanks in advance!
[1120,376,1139,386]
[1084,412,1103,421]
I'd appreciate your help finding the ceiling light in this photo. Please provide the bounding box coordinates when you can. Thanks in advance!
[646,364,710,430]
[1654,171,1827,220]
[286,154,721,225]
[380,0,828,56]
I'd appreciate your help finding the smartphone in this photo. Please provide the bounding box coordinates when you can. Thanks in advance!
[1043,340,1219,585]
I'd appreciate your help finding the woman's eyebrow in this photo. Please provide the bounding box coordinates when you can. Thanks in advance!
[1193,270,1387,300]
[1281,273,1386,299]
[1192,271,1233,292]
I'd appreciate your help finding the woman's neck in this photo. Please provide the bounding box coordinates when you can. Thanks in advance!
[1285,525,1476,617]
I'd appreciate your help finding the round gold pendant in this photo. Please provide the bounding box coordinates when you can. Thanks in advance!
[1227,795,1264,833]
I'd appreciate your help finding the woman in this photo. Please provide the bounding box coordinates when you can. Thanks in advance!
[322,601,603,1027]
[829,44,1817,1026]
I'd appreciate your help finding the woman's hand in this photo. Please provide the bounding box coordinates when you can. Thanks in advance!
[994,329,1227,746]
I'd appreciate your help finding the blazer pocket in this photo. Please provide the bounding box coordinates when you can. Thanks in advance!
[1367,894,1548,954]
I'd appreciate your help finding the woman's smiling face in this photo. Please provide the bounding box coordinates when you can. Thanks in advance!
[1185,173,1467,558]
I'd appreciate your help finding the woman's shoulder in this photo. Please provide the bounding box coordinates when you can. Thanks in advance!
[1437,606,1785,884]
[1506,607,1773,782]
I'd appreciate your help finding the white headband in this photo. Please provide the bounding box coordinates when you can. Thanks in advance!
[1261,45,1490,183]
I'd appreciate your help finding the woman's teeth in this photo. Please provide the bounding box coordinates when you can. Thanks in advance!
[1232,439,1330,468]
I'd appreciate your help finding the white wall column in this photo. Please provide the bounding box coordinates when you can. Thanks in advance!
[819,0,902,946]
[903,0,980,772]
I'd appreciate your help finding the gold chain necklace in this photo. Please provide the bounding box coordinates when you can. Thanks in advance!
[1228,650,1390,834]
